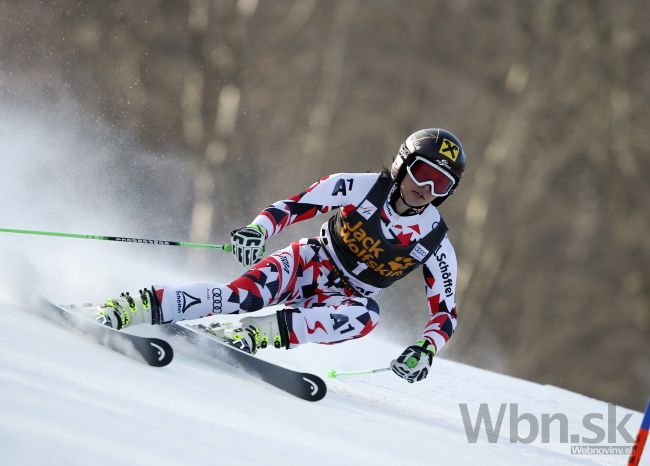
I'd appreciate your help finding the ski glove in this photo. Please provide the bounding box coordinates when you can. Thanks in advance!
[231,224,266,268]
[390,339,435,383]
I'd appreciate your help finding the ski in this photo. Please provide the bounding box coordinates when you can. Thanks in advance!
[164,323,327,402]
[43,300,174,367]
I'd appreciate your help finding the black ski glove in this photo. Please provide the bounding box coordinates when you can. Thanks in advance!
[390,339,435,383]
[231,224,266,267]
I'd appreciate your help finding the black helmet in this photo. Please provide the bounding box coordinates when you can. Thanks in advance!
[391,128,466,206]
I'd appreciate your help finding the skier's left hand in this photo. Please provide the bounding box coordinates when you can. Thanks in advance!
[390,340,435,383]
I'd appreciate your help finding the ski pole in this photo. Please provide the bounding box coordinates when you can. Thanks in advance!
[0,227,232,252]
[327,367,391,378]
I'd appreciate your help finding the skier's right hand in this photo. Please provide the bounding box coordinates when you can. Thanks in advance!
[231,224,266,268]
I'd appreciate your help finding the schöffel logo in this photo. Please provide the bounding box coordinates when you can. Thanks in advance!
[176,291,201,314]
[436,247,454,298]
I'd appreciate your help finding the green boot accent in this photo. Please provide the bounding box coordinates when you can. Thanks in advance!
[98,289,158,330]
[212,313,286,354]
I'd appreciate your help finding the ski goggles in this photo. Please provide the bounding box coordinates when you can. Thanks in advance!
[406,156,456,197]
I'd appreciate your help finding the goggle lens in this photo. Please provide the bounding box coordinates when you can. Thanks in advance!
[407,158,455,196]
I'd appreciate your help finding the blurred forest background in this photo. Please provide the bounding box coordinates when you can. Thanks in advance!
[1,0,648,410]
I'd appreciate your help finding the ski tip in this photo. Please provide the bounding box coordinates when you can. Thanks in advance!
[327,370,338,379]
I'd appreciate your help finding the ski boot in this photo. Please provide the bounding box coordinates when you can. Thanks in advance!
[96,288,162,330]
[208,311,289,354]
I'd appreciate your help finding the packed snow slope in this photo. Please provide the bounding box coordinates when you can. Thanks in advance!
[0,298,645,466]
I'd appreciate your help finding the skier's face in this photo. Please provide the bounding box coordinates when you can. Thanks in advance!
[400,172,436,207]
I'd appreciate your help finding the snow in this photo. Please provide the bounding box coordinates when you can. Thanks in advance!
[0,298,645,466]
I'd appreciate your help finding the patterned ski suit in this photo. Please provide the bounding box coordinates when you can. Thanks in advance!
[156,173,458,351]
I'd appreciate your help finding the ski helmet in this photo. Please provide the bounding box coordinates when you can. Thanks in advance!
[391,128,466,206]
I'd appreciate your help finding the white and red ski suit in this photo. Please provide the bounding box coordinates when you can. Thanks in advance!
[155,172,458,351]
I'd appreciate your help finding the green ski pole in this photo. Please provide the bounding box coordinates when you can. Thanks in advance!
[327,367,391,378]
[0,227,232,252]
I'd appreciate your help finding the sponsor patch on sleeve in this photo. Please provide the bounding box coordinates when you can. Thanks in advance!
[410,243,430,262]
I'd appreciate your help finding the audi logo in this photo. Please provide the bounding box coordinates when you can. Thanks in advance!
[212,288,222,313]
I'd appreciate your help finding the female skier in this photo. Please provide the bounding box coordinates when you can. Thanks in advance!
[97,128,466,383]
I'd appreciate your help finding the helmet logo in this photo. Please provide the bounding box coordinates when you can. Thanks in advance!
[435,159,452,170]
[439,138,460,162]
